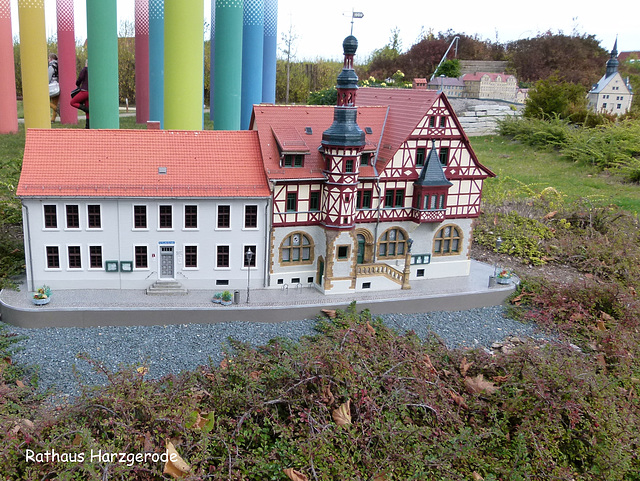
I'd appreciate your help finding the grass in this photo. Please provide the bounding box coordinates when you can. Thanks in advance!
[470,135,640,213]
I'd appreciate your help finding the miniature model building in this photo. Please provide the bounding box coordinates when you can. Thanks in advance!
[17,35,494,295]
[588,40,634,115]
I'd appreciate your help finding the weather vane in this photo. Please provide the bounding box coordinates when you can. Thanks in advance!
[350,9,364,35]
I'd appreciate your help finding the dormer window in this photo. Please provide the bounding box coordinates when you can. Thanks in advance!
[360,152,372,166]
[283,154,304,167]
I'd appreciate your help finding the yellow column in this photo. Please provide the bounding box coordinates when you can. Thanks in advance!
[18,0,50,129]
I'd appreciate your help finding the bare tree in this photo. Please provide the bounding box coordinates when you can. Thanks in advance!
[279,21,298,104]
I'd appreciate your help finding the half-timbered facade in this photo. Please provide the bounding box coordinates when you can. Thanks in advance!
[252,36,494,294]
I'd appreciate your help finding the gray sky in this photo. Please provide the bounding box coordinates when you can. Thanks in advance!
[10,0,639,62]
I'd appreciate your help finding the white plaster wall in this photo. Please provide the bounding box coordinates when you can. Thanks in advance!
[22,197,268,291]
[269,225,326,287]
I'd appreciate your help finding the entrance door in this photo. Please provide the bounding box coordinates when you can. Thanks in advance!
[316,258,324,285]
[160,246,174,278]
[357,234,365,264]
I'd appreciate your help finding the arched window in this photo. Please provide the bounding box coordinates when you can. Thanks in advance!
[280,232,314,265]
[433,225,462,256]
[377,227,407,258]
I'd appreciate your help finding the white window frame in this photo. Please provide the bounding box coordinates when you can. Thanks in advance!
[86,204,103,231]
[44,245,62,271]
[66,244,83,271]
[243,204,259,230]
[133,244,150,270]
[183,204,199,231]
[42,204,59,231]
[241,244,258,270]
[132,204,149,231]
[87,244,104,270]
[215,244,231,270]
[183,243,199,270]
[158,204,174,231]
[216,204,232,230]
[64,203,81,231]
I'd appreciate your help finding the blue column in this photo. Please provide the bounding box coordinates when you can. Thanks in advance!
[262,0,277,104]
[240,0,263,129]
[149,0,164,127]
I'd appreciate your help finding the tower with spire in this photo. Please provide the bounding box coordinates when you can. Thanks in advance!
[320,35,365,230]
[587,39,634,115]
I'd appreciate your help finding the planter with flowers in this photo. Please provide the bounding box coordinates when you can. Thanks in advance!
[212,290,234,306]
[32,285,51,305]
[496,269,512,285]
[220,290,233,306]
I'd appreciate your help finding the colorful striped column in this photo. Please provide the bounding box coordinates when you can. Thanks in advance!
[208,0,215,121]
[56,0,77,124]
[262,0,277,104]
[17,0,50,129]
[148,0,164,127]
[213,0,243,131]
[0,0,18,133]
[86,0,119,128]
[240,0,263,130]
[135,0,150,124]
[164,0,203,130]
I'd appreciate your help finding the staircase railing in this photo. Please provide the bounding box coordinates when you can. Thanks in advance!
[356,263,404,285]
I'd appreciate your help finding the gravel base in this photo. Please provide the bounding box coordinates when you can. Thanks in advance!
[6,306,549,403]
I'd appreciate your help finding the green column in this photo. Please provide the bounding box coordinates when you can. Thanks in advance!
[17,0,50,129]
[214,0,243,130]
[86,0,119,128]
[164,0,204,130]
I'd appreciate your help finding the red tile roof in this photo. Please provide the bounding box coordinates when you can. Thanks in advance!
[357,87,440,167]
[17,129,270,198]
[357,87,495,178]
[251,105,388,180]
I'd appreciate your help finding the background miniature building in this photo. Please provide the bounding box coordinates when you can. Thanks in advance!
[461,72,518,102]
[588,41,634,115]
[426,76,466,98]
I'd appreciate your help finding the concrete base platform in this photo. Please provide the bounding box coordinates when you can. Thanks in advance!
[0,261,516,328]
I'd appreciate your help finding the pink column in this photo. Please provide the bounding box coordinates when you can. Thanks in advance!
[135,0,149,123]
[0,0,18,133]
[57,0,77,124]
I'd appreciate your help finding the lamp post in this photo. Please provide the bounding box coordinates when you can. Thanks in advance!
[245,248,253,303]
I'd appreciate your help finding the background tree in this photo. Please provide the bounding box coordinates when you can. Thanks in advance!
[117,20,136,105]
[435,59,461,78]
[505,32,607,86]
[523,76,587,119]
[279,22,298,103]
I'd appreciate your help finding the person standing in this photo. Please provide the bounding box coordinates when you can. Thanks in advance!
[48,53,60,122]
[70,60,89,128]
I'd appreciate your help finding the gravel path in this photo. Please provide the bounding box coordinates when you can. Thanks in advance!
[5,306,549,402]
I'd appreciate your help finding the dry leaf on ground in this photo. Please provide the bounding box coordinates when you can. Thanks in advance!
[332,400,352,426]
[448,390,469,410]
[459,358,473,377]
[163,441,191,479]
[464,374,498,395]
[283,468,309,481]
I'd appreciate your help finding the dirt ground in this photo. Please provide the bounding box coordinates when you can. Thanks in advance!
[470,242,586,286]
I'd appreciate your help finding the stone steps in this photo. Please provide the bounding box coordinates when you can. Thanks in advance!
[146,280,188,296]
